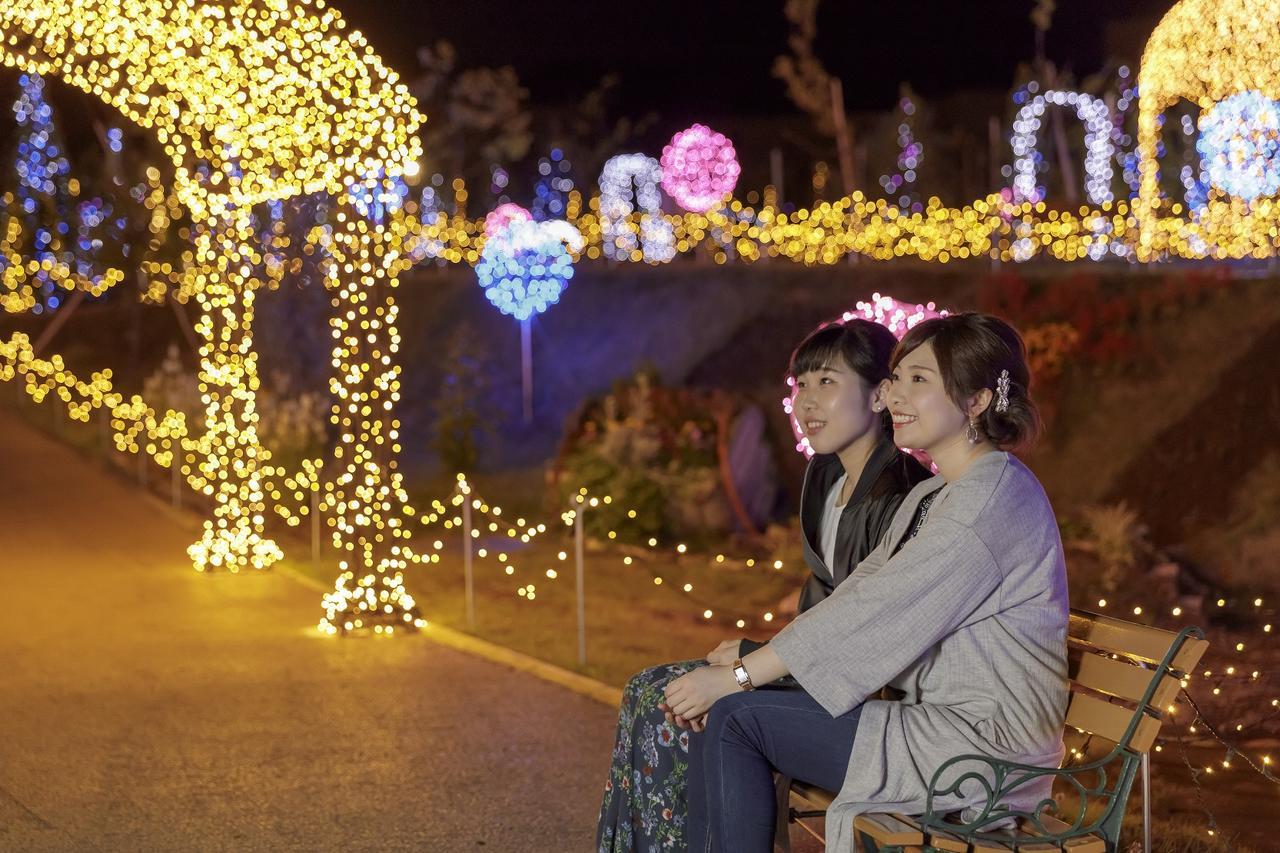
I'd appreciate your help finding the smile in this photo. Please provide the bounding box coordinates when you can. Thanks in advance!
[804,420,827,434]
[891,413,918,430]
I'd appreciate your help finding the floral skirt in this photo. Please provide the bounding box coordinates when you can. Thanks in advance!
[596,659,707,852]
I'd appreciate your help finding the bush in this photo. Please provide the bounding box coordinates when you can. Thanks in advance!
[552,369,754,546]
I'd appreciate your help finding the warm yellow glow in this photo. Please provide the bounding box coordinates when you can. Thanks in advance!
[1135,0,1280,259]
[1,200,126,313]
[0,0,426,632]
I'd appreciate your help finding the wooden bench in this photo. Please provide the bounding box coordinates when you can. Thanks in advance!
[778,608,1209,853]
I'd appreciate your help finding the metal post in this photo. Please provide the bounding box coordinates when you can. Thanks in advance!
[462,492,475,629]
[575,503,586,667]
[311,486,321,565]
[520,318,533,424]
[1141,752,1152,853]
[137,449,147,489]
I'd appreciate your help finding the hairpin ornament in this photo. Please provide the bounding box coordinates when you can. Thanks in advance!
[995,369,1011,413]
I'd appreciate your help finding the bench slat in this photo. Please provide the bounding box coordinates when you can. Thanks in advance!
[921,820,969,852]
[852,812,925,846]
[1065,691,1162,752]
[789,780,835,811]
[1025,813,1108,852]
[952,825,1059,852]
[1069,649,1182,710]
[1069,611,1207,672]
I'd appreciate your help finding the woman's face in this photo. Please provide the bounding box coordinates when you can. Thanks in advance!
[887,341,968,453]
[793,360,883,455]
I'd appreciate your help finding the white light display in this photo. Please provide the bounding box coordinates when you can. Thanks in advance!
[1196,90,1280,201]
[1012,90,1115,205]
[597,153,675,263]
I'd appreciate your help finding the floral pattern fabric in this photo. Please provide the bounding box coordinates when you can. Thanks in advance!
[596,659,706,852]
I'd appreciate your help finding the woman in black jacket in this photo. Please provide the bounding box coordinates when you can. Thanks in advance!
[596,318,931,853]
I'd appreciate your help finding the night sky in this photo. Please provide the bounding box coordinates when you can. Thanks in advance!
[340,0,1177,118]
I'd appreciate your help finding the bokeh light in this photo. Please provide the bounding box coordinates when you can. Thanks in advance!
[660,124,741,213]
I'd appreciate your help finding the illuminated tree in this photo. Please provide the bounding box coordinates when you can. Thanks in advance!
[9,72,72,313]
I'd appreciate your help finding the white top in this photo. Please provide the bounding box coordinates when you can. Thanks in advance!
[819,474,848,571]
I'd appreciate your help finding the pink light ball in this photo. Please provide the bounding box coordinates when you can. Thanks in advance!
[483,203,533,238]
[660,124,741,213]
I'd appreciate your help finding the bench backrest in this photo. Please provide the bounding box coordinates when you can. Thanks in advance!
[1065,608,1209,754]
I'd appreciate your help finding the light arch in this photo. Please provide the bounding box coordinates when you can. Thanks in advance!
[0,0,427,633]
[1136,0,1280,258]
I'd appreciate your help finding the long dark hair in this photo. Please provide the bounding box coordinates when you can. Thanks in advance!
[892,312,1041,453]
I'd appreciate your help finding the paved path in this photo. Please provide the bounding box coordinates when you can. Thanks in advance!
[0,408,617,852]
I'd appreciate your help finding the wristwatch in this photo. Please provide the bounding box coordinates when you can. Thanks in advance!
[732,658,756,692]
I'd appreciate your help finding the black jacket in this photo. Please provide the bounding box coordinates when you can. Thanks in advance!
[741,436,931,659]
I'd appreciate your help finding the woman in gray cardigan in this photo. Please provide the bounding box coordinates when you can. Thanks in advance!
[664,313,1069,852]
[596,319,929,852]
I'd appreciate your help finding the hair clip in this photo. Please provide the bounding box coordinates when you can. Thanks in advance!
[995,369,1011,413]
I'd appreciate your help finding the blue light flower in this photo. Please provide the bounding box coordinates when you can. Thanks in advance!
[475,220,583,322]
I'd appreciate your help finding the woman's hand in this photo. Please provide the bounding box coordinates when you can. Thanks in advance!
[657,703,708,732]
[705,639,741,666]
[664,665,740,720]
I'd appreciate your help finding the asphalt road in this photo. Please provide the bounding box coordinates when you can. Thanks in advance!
[0,408,617,852]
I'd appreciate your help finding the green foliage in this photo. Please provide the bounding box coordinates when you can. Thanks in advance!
[555,369,733,546]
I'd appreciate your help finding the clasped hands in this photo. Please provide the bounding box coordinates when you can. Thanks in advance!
[658,639,742,733]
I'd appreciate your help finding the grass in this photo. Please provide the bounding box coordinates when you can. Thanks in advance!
[293,520,806,687]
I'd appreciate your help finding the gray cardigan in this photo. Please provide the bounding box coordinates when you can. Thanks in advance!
[770,452,1069,851]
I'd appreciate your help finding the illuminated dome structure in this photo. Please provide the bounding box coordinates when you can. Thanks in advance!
[1137,0,1280,259]
[0,0,428,633]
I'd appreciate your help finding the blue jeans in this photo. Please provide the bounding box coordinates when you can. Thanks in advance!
[686,688,863,853]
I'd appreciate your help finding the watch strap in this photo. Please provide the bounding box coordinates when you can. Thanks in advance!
[732,658,755,691]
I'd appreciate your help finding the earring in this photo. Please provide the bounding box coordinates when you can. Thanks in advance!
[966,416,981,444]
[873,404,882,411]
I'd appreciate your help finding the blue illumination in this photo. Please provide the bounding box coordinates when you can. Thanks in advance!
[1197,91,1280,201]
[475,221,579,321]
[348,169,407,223]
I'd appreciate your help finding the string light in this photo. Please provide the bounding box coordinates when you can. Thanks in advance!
[1196,90,1280,200]
[1136,0,1280,258]
[474,219,584,321]
[597,153,675,262]
[1011,90,1115,205]
[660,124,741,214]
[0,0,430,635]
[483,202,532,238]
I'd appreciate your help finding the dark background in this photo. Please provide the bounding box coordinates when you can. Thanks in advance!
[341,0,1174,117]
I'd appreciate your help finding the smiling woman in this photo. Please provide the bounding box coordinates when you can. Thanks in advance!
[665,313,1068,853]
[594,318,930,853]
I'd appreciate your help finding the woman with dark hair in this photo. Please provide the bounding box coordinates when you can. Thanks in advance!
[664,313,1069,853]
[595,319,931,853]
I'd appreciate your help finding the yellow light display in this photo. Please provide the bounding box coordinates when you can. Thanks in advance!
[1135,0,1280,259]
[1,199,126,313]
[0,0,425,632]
[3,0,1279,642]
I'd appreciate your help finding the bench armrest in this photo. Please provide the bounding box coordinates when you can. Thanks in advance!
[923,750,1121,841]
